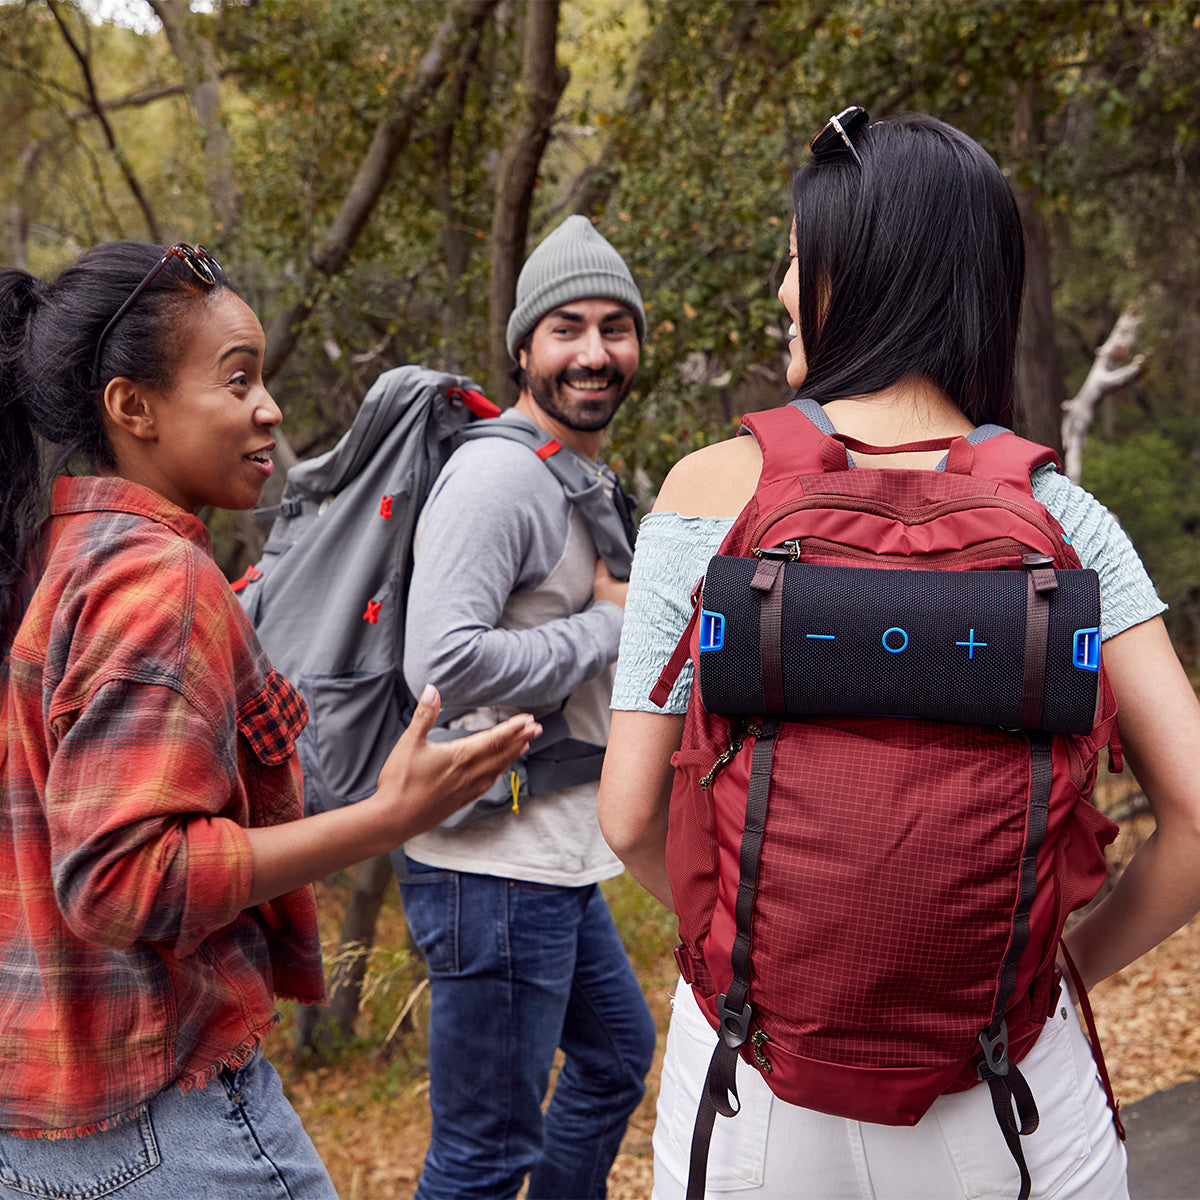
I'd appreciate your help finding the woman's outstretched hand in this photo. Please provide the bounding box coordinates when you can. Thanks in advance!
[374,684,541,838]
[244,685,540,908]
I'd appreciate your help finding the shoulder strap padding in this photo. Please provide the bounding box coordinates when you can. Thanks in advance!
[459,415,636,580]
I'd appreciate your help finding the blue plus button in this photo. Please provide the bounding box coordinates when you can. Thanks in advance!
[956,628,988,659]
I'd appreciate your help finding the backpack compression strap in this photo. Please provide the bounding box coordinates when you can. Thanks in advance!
[686,716,783,1200]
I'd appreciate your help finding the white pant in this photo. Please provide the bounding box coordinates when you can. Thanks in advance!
[652,977,1128,1200]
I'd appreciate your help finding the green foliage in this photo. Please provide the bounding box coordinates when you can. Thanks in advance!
[601,871,677,978]
[1082,412,1200,650]
[3,0,1200,587]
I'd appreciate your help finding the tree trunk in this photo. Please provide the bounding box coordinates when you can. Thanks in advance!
[9,143,39,270]
[432,16,490,371]
[487,0,570,402]
[1010,85,1063,452]
[149,0,238,234]
[1060,305,1143,482]
[295,854,396,1050]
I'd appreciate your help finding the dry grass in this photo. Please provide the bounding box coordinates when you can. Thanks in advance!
[273,773,1200,1199]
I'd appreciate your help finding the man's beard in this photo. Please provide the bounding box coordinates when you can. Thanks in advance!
[526,366,634,433]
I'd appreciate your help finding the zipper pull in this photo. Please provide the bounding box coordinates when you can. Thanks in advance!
[700,741,739,790]
[751,540,799,561]
[751,1028,773,1073]
[698,720,762,790]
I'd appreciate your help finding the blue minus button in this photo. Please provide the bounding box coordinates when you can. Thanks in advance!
[1072,627,1100,671]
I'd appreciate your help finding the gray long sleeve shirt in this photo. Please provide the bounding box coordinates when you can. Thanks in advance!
[402,410,624,885]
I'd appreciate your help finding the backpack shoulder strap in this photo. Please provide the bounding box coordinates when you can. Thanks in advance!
[961,428,1061,495]
[740,399,1060,496]
[737,399,832,484]
[459,415,637,580]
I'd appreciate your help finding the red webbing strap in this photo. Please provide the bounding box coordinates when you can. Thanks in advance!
[446,385,501,419]
[944,435,976,475]
[650,585,703,708]
[230,564,262,594]
[835,432,959,456]
[1061,942,1126,1140]
[534,438,563,461]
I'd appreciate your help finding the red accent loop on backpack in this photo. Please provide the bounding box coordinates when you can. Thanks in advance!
[446,386,501,420]
[535,438,563,461]
[230,564,262,594]
[944,437,976,475]
[363,598,382,624]
[819,435,852,472]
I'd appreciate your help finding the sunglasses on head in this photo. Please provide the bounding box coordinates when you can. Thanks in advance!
[90,243,221,389]
[809,106,869,169]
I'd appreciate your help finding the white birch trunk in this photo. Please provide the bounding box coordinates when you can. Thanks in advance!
[1061,306,1144,483]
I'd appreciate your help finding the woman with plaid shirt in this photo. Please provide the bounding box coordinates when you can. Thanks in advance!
[0,241,539,1198]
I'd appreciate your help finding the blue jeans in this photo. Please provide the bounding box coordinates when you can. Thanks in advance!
[0,1047,338,1199]
[397,857,657,1200]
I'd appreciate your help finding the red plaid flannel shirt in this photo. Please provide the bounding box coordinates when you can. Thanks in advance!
[0,477,324,1137]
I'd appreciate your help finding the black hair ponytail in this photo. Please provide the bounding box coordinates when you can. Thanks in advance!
[0,268,47,653]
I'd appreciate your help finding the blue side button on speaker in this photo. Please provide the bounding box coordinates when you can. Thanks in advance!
[1073,627,1100,672]
[699,610,726,652]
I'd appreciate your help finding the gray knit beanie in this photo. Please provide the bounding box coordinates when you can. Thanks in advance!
[505,215,645,359]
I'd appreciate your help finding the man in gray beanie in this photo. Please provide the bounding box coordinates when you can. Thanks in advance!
[397,216,655,1199]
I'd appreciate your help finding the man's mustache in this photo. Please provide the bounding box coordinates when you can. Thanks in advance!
[560,368,622,385]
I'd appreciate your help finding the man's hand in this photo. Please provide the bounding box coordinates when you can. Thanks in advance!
[593,559,629,610]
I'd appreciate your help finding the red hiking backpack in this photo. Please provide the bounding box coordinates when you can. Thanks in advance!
[651,400,1125,1200]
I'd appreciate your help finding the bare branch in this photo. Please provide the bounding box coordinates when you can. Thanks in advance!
[262,0,498,382]
[1061,304,1144,482]
[46,0,162,242]
[66,80,195,121]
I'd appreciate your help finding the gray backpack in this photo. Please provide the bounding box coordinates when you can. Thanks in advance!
[234,364,636,818]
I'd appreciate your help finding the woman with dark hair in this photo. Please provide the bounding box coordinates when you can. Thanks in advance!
[598,112,1200,1198]
[0,241,538,1197]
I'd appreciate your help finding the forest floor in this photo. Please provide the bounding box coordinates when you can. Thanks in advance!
[273,773,1200,1200]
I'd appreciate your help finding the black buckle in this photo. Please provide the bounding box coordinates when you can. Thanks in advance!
[717,993,753,1050]
[977,1019,1010,1078]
